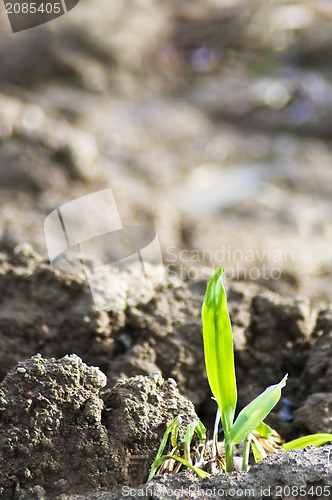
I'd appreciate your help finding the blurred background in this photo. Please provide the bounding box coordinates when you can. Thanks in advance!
[0,0,332,303]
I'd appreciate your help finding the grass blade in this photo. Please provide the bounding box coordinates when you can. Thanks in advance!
[152,455,210,479]
[250,433,267,463]
[183,420,207,463]
[202,267,237,434]
[148,415,183,481]
[183,420,199,463]
[171,417,182,448]
[194,420,207,441]
[255,421,274,440]
[211,408,221,473]
[283,433,332,450]
[230,375,287,445]
[242,437,251,472]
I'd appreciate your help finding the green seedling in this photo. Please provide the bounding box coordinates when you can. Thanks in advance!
[202,267,287,471]
[183,420,206,463]
[150,454,209,479]
[149,267,332,480]
[202,267,332,472]
[148,415,182,481]
[148,416,208,481]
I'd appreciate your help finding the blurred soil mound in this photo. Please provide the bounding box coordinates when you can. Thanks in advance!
[0,0,332,302]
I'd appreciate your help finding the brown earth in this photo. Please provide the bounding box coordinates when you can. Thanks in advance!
[0,255,331,498]
[1,0,332,498]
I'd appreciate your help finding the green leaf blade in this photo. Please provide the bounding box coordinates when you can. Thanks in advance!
[202,267,237,434]
[250,433,267,463]
[194,420,207,441]
[152,455,210,479]
[255,421,274,440]
[283,433,332,451]
[230,374,288,445]
[183,420,203,462]
[148,415,183,481]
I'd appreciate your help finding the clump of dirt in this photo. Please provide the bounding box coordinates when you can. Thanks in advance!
[301,309,332,395]
[0,354,198,498]
[0,353,111,499]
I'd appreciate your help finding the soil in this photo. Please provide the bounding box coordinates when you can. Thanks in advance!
[65,446,332,500]
[1,0,332,498]
[0,354,198,498]
[1,1,332,304]
[0,255,332,498]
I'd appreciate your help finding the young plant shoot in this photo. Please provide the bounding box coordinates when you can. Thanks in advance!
[149,267,332,480]
[202,267,287,471]
[147,416,209,481]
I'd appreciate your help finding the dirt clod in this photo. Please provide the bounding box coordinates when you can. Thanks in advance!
[0,355,199,498]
